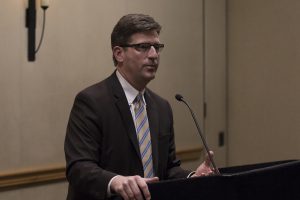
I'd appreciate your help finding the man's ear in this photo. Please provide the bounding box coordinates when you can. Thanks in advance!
[113,46,124,63]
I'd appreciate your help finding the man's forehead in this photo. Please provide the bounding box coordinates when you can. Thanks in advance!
[128,30,160,43]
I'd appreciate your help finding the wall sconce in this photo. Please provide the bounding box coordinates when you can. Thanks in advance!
[26,0,49,62]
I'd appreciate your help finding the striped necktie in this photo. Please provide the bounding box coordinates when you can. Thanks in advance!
[134,93,154,178]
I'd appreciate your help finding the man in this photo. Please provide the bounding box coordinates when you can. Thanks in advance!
[65,14,213,200]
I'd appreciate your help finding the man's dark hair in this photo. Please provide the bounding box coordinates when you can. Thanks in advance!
[111,14,162,66]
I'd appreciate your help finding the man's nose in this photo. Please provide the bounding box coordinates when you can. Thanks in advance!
[148,46,159,58]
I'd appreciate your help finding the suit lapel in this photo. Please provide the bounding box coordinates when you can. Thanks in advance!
[144,90,159,177]
[108,72,141,161]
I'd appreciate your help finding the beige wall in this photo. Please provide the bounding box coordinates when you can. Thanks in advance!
[204,0,227,167]
[0,182,67,200]
[227,0,300,165]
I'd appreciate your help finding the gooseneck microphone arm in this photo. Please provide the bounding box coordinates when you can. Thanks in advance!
[175,94,220,175]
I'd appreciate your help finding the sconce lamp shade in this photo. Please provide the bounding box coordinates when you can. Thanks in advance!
[41,0,49,9]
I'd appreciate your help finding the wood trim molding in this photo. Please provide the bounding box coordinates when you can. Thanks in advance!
[0,147,202,191]
[177,146,203,161]
[0,164,66,191]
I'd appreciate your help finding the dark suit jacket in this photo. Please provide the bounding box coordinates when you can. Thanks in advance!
[64,71,190,200]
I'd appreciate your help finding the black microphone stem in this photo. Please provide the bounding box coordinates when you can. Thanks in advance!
[180,98,220,175]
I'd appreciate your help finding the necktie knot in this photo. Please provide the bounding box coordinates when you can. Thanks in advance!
[134,93,144,110]
[135,93,143,103]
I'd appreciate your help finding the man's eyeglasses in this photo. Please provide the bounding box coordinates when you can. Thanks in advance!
[120,43,165,53]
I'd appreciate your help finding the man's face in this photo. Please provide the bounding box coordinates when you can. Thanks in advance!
[115,30,161,90]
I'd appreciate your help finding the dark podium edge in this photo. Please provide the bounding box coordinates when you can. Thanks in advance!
[147,160,300,200]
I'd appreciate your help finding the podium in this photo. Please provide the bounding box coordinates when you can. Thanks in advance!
[148,160,300,200]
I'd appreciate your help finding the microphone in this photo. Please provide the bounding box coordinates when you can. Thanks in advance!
[175,94,220,175]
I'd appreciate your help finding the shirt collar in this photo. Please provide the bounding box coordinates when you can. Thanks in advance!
[116,70,146,105]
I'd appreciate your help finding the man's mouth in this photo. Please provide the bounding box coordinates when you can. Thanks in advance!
[144,64,158,68]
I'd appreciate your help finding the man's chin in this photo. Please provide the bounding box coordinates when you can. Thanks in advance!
[145,71,156,81]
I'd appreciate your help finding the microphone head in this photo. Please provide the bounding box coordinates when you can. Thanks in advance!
[175,94,183,101]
